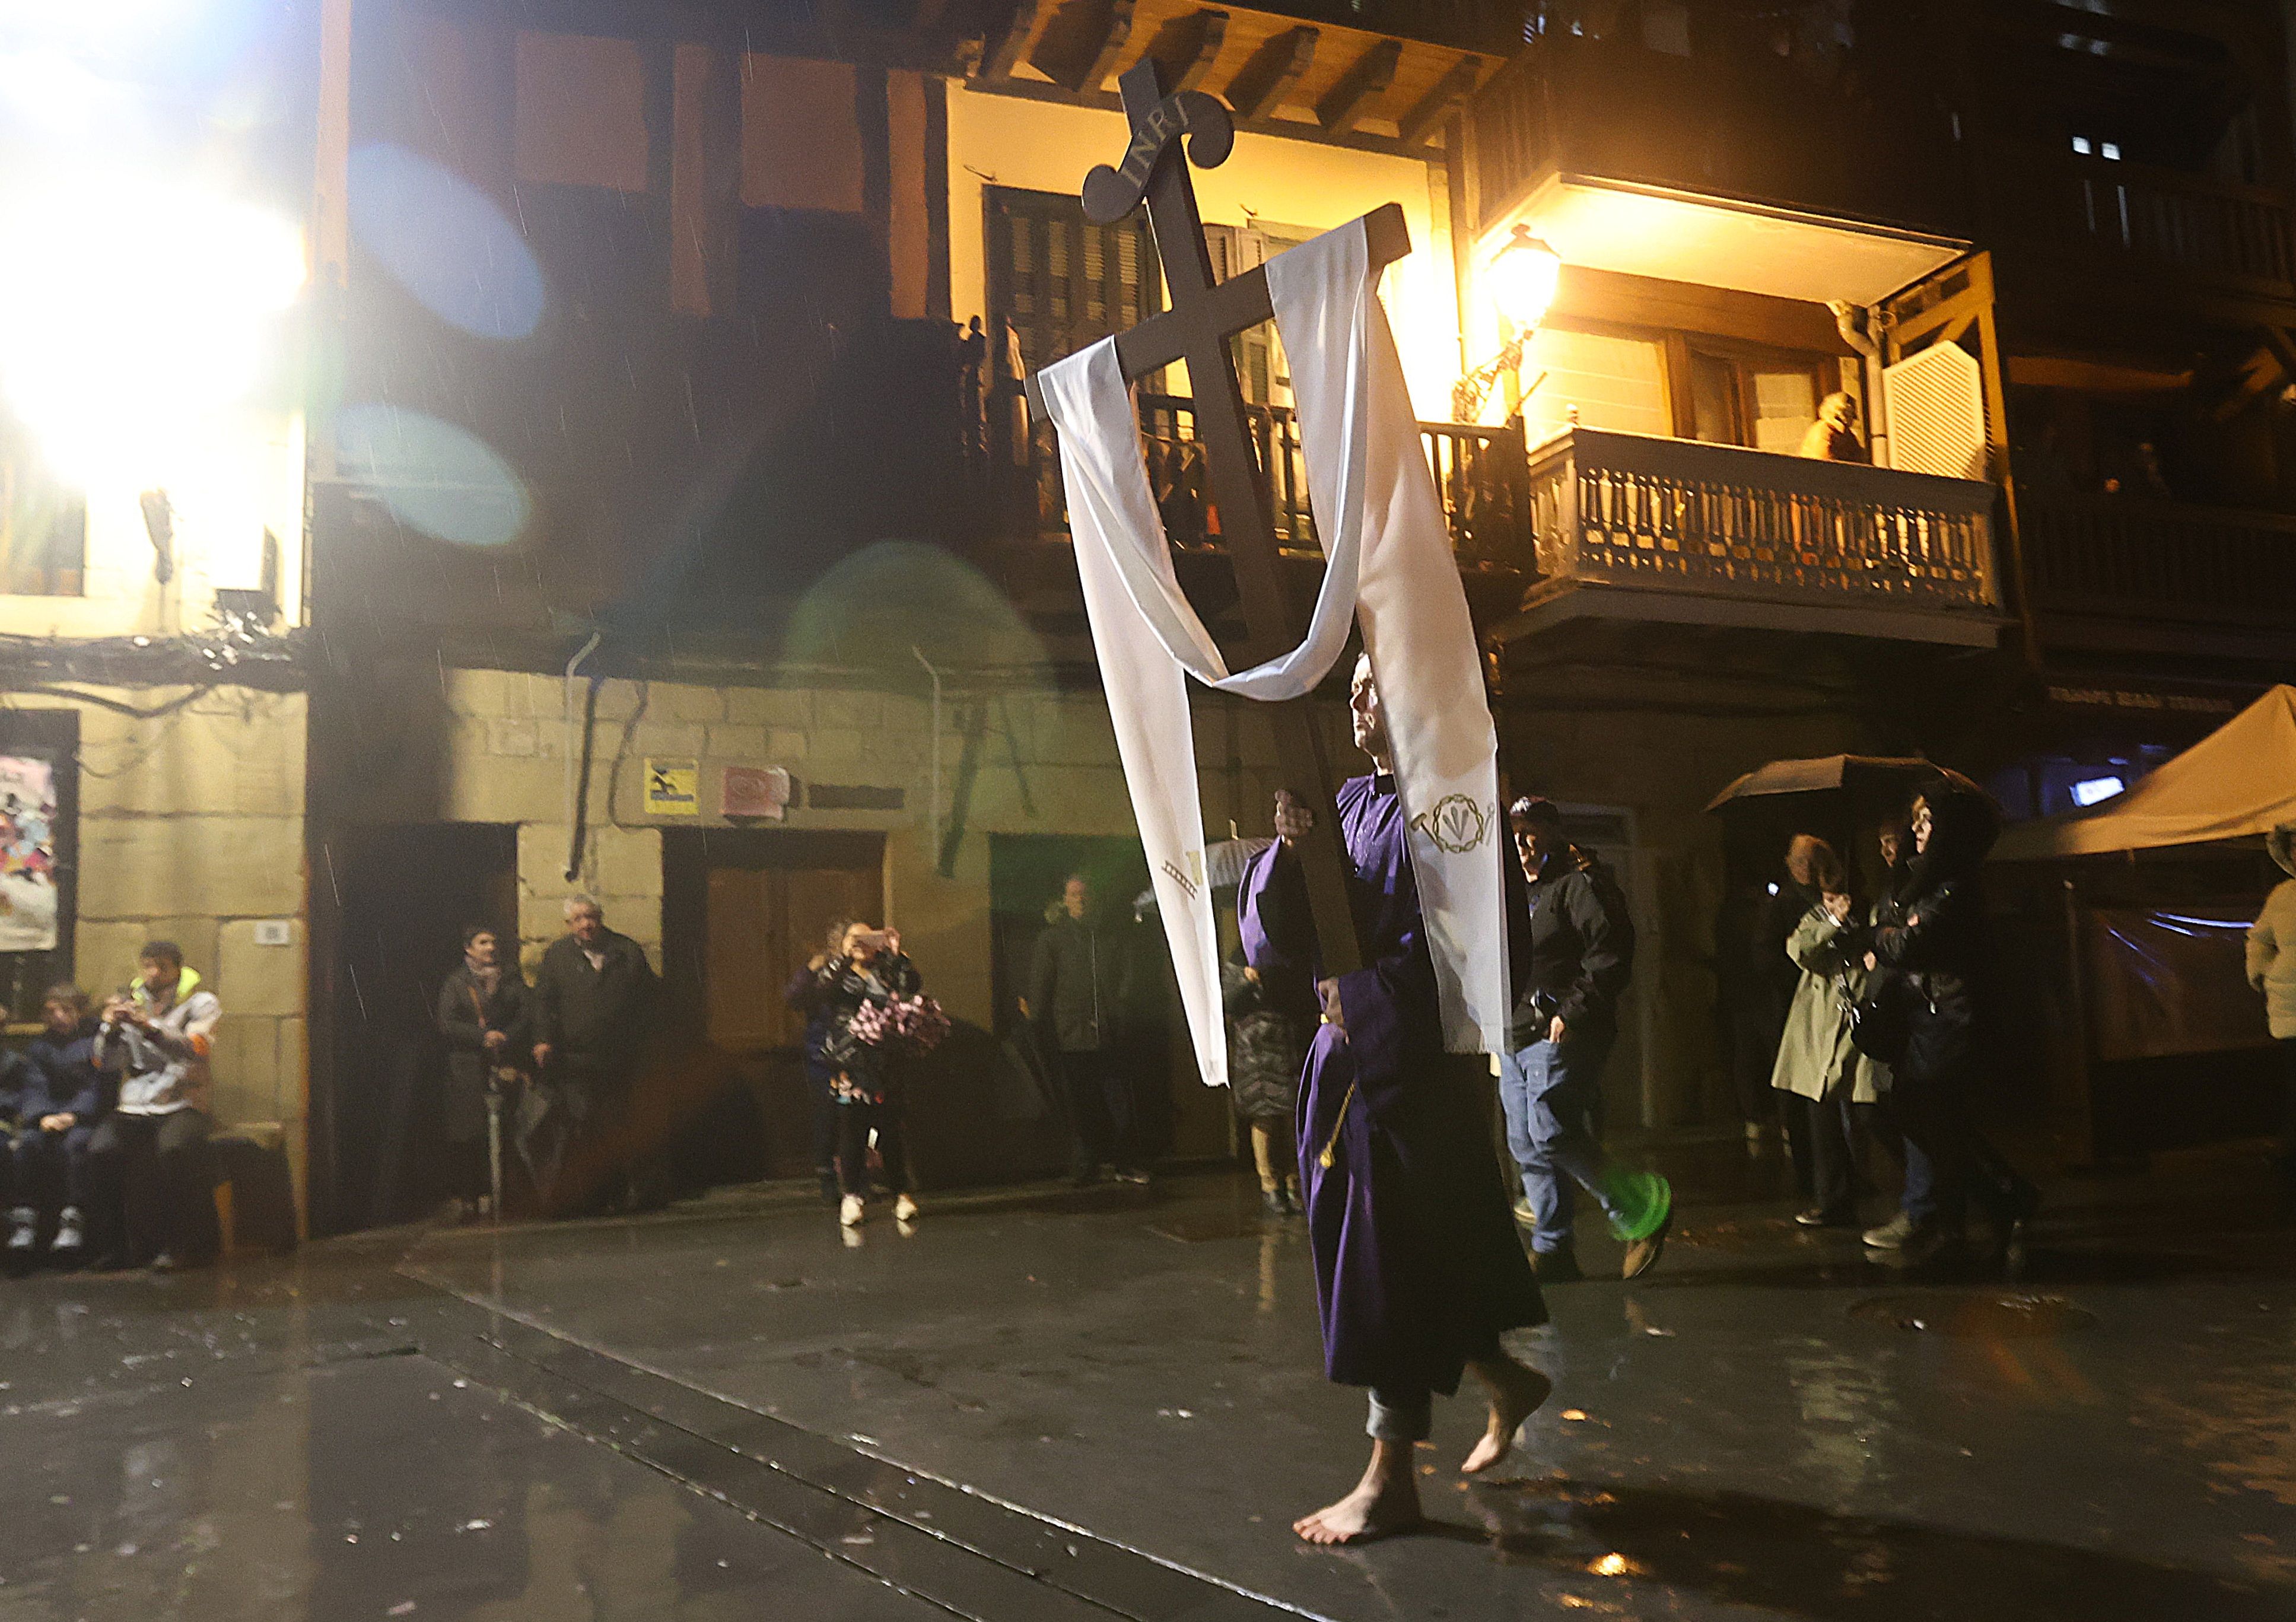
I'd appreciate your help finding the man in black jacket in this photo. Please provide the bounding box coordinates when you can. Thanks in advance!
[1499,798,1672,1281]
[530,896,659,1214]
[1025,875,1146,1185]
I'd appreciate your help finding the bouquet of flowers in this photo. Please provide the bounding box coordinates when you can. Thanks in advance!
[848,993,951,1057]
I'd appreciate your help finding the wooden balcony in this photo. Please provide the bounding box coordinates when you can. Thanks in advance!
[977,381,1534,574]
[1983,148,2296,309]
[2024,496,2296,659]
[1506,427,2004,647]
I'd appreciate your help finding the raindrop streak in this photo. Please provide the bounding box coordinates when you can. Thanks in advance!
[335,405,532,548]
[348,144,545,339]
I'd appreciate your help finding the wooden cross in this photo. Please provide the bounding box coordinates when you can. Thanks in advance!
[1025,55,1413,978]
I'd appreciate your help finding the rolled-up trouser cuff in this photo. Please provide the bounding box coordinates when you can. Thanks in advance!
[1366,1386,1432,1443]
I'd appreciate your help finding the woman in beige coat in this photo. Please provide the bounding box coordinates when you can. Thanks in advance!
[1770,836,1897,1228]
[2246,823,2296,1176]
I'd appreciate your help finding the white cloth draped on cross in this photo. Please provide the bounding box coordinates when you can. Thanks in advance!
[1036,216,1509,1089]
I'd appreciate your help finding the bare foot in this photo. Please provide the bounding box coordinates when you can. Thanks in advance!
[1460,1357,1552,1474]
[1292,1474,1422,1545]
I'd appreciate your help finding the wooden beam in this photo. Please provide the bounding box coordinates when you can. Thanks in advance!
[980,0,1048,80]
[1395,54,1479,147]
[1222,24,1315,120]
[1029,0,1134,94]
[1141,8,1227,92]
[1315,39,1400,136]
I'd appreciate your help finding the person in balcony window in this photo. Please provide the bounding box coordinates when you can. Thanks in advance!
[1798,392,1869,462]
[2247,823,2296,1178]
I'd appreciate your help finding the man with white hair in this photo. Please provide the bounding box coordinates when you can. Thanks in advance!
[530,896,659,1214]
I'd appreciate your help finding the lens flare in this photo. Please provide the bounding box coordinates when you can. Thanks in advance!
[335,404,530,548]
[348,144,545,340]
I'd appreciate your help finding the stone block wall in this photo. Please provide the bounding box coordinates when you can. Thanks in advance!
[15,689,310,1197]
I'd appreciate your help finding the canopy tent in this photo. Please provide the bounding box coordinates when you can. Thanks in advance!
[1992,685,2296,861]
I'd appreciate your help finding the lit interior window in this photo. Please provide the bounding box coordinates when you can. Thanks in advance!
[2071,776,2125,807]
[2070,135,2092,155]
[2100,141,2122,161]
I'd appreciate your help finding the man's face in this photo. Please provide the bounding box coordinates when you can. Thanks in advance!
[42,1000,75,1035]
[1878,829,1902,866]
[1349,656,1388,759]
[1911,800,1934,855]
[468,932,498,967]
[1824,394,1856,431]
[1063,879,1089,919]
[1512,818,1556,877]
[138,956,180,998]
[567,905,603,945]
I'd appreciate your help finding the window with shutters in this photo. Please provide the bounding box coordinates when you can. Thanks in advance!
[984,187,1162,380]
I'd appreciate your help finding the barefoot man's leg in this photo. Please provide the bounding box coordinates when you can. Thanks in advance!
[1296,1395,1426,1547]
[1460,1351,1553,1474]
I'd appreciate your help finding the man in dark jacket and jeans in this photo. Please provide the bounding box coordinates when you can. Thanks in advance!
[530,896,659,1214]
[1026,875,1146,1185]
[1499,797,1671,1281]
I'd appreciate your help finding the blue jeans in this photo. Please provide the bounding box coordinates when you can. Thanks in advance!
[1500,1032,1626,1255]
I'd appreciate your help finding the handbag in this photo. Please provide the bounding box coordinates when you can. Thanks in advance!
[1842,966,1916,1066]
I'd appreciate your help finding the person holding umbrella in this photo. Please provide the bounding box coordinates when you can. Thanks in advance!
[436,924,530,1221]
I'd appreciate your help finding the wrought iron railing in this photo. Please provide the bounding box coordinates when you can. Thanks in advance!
[2023,496,2296,631]
[1524,426,1999,615]
[980,378,1532,569]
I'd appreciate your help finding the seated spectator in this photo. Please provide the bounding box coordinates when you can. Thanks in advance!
[5,985,106,1264]
[88,942,221,1271]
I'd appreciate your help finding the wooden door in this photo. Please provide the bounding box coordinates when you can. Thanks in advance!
[690,834,883,1057]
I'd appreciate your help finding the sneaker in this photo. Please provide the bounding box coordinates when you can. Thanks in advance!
[1622,1206,1672,1280]
[1793,1207,1859,1230]
[1112,1168,1150,1186]
[50,1207,84,1254]
[1280,1184,1302,1217]
[839,1195,864,1228]
[1261,1188,1287,1217]
[1529,1247,1583,1283]
[893,1193,919,1222]
[6,1207,35,1253]
[1862,1211,1915,1250]
[148,1252,180,1273]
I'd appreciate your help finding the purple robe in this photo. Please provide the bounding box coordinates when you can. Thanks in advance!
[1241,772,1545,1394]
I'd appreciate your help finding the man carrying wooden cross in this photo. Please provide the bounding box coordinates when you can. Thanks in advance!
[1032,56,1550,1546]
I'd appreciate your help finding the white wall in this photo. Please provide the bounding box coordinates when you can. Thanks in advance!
[946,89,1465,420]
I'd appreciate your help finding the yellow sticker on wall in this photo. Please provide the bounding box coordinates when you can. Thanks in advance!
[644,758,700,816]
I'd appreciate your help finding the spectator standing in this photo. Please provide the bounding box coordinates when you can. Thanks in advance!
[1499,796,1671,1281]
[1769,839,1897,1229]
[435,924,530,1221]
[530,896,659,1216]
[819,923,925,1228]
[1220,948,1305,1216]
[1856,780,2037,1262]
[5,985,106,1261]
[88,943,221,1270]
[786,916,856,1206]
[1026,875,1147,1186]
[2247,822,2296,1176]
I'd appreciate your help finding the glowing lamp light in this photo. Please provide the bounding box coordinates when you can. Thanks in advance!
[2070,775,2124,807]
[1487,225,1562,330]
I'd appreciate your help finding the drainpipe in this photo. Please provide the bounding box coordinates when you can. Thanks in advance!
[913,647,943,861]
[1831,300,1888,467]
[563,630,602,882]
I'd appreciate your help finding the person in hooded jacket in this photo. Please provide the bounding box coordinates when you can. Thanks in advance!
[5,985,106,1261]
[1853,778,2037,1262]
[2246,823,2296,1176]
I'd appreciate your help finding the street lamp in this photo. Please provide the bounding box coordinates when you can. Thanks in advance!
[1452,225,1562,424]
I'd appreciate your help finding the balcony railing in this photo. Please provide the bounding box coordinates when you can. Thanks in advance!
[1521,426,2001,634]
[1986,150,2296,297]
[2024,496,2296,635]
[979,380,1532,571]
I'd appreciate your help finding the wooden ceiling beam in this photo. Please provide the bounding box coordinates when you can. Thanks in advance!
[980,0,1049,81]
[1223,24,1317,120]
[1030,0,1136,93]
[1394,53,1480,147]
[1315,39,1400,136]
[1141,8,1228,93]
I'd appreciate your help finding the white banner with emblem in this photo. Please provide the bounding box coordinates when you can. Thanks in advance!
[1037,217,1508,1084]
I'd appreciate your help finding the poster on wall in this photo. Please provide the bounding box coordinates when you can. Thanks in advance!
[0,755,58,951]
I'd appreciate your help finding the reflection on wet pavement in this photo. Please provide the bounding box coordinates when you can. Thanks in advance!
[0,1146,2291,1620]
